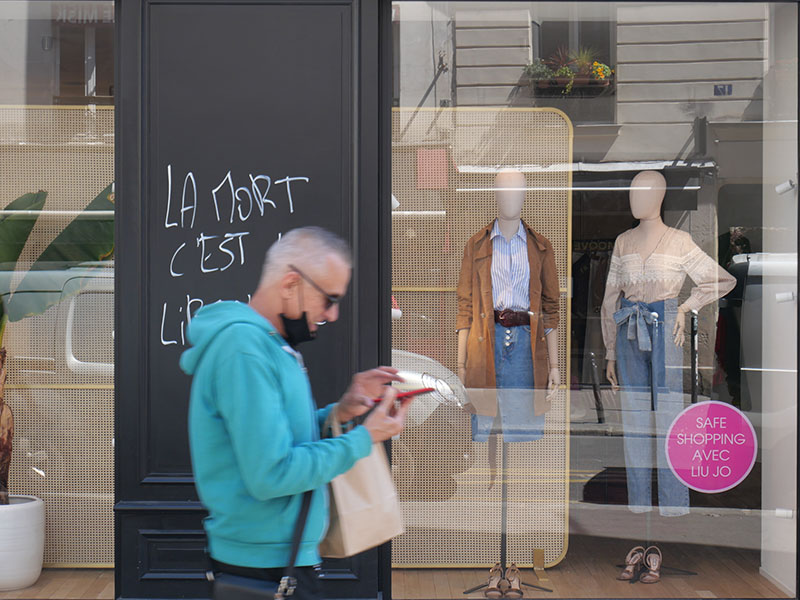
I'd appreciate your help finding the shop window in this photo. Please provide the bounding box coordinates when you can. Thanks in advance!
[0,1,115,595]
[391,3,797,599]
[56,22,114,103]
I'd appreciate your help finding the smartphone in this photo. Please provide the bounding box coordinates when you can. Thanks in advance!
[373,387,435,404]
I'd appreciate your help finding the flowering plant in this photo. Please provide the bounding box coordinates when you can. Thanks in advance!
[523,58,555,80]
[554,66,576,94]
[526,47,615,97]
[591,61,613,80]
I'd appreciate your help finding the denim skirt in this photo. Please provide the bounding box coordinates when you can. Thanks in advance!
[471,322,544,443]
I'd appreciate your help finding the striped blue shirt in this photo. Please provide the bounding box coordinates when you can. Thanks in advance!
[491,219,530,311]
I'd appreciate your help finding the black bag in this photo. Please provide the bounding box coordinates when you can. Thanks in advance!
[212,573,290,600]
[209,491,312,600]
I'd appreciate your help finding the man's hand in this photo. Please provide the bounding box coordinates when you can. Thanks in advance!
[363,387,410,442]
[337,366,404,422]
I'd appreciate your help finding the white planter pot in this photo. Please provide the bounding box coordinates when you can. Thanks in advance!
[0,495,44,591]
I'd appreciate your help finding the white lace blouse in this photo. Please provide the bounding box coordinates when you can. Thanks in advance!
[601,226,736,360]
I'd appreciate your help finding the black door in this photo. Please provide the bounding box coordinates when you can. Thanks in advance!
[115,0,390,597]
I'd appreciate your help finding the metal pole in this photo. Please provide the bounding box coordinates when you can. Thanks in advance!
[691,310,699,403]
[650,312,659,411]
[500,440,508,573]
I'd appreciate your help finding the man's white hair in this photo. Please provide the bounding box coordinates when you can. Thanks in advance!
[260,226,352,285]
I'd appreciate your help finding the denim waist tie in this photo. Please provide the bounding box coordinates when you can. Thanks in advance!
[614,298,662,410]
[614,301,660,352]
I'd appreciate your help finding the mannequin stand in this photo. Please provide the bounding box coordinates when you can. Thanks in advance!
[690,310,699,404]
[464,440,553,595]
[615,559,698,584]
[616,516,697,584]
[615,498,698,583]
[615,313,697,583]
[588,351,606,423]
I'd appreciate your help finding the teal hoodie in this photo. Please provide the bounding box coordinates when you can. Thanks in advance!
[180,301,373,568]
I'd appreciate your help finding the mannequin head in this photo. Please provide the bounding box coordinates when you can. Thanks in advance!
[495,169,526,220]
[629,171,666,221]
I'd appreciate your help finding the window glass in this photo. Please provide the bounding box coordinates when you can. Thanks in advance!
[0,0,115,589]
[390,3,797,599]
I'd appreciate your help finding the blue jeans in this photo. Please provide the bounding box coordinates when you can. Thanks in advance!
[615,297,689,516]
[471,323,544,443]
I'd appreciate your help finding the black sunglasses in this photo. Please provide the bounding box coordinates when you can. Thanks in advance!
[288,264,341,310]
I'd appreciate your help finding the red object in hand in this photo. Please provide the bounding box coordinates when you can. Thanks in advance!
[373,387,435,404]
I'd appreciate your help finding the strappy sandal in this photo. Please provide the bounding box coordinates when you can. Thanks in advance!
[616,545,644,581]
[504,563,523,599]
[485,563,506,599]
[639,546,662,584]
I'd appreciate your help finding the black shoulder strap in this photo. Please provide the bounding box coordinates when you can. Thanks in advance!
[285,490,313,576]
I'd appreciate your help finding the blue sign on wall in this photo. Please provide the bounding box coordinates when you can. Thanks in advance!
[714,84,733,96]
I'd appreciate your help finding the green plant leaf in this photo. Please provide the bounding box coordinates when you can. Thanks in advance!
[569,46,599,75]
[3,184,115,322]
[0,190,47,268]
[28,183,114,268]
[0,190,48,326]
[524,58,554,80]
[545,46,575,71]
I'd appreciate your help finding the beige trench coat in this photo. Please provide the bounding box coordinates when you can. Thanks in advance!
[456,220,560,390]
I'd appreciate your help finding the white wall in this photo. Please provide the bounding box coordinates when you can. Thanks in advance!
[397,3,452,110]
[0,9,57,105]
[607,2,767,161]
[759,3,798,596]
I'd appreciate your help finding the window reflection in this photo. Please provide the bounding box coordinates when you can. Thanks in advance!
[390,3,797,598]
[0,1,115,580]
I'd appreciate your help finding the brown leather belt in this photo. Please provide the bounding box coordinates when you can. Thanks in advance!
[493,309,532,327]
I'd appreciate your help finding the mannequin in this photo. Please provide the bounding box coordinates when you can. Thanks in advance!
[455,168,561,597]
[456,168,560,442]
[607,171,683,385]
[601,170,736,516]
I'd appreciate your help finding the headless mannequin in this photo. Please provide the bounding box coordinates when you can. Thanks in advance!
[457,169,560,394]
[605,171,686,388]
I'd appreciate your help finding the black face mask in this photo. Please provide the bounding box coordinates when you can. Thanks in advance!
[279,312,316,348]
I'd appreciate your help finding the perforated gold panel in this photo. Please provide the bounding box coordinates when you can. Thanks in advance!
[391,108,572,568]
[0,106,114,565]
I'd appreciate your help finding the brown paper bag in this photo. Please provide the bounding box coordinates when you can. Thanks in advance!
[319,411,404,558]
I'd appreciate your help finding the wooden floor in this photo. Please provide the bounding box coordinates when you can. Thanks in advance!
[1,539,789,600]
[0,570,113,600]
[392,536,791,599]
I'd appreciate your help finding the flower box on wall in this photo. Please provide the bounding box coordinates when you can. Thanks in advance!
[531,76,614,98]
[524,51,615,100]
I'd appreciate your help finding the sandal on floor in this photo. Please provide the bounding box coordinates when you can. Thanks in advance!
[639,546,662,584]
[485,563,506,599]
[504,563,523,599]
[616,545,645,581]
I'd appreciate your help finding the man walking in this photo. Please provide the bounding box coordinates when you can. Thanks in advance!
[181,227,409,600]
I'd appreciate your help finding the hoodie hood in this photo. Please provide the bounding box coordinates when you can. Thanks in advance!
[179,301,277,375]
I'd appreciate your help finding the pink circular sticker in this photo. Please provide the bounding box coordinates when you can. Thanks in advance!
[665,401,757,493]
